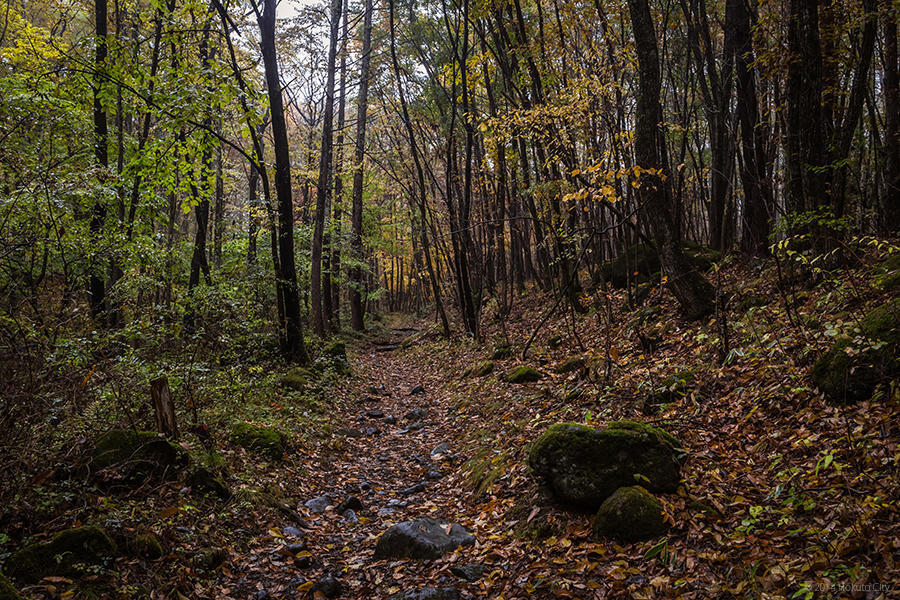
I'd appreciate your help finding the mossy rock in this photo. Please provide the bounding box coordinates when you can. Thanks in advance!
[592,486,668,542]
[491,346,513,360]
[505,365,542,383]
[231,423,285,459]
[195,547,227,570]
[280,367,310,391]
[629,280,656,308]
[555,357,585,375]
[811,299,900,403]
[876,253,900,290]
[593,241,717,289]
[528,421,682,509]
[465,361,494,378]
[324,340,346,358]
[91,429,187,482]
[5,526,117,583]
[128,532,163,560]
[323,340,350,374]
[188,467,231,499]
[0,572,20,600]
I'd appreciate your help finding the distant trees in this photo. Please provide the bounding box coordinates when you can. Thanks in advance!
[2,0,896,350]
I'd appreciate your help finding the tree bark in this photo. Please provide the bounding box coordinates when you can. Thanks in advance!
[884,3,900,233]
[349,0,373,331]
[90,0,108,321]
[311,0,342,336]
[628,0,714,320]
[260,0,308,362]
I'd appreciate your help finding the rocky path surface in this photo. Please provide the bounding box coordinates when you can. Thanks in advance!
[233,327,487,600]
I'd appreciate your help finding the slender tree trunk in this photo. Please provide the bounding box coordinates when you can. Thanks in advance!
[260,0,308,362]
[349,0,373,331]
[311,0,342,336]
[213,130,224,267]
[90,0,108,321]
[885,3,900,233]
[628,0,714,320]
[731,0,771,256]
[329,0,348,331]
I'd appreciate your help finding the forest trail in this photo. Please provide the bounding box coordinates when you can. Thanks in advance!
[231,325,493,600]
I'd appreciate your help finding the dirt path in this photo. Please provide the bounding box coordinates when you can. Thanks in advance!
[232,327,487,600]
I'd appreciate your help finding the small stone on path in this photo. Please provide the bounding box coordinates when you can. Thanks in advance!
[335,496,364,513]
[431,442,451,455]
[305,495,332,514]
[450,563,484,582]
[405,408,428,420]
[282,526,304,539]
[400,482,426,495]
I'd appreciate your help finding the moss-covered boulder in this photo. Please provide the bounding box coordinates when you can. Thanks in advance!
[188,467,231,499]
[5,526,117,583]
[528,421,682,509]
[0,572,20,600]
[491,346,513,360]
[465,361,494,378]
[811,299,900,403]
[128,531,163,560]
[280,367,310,390]
[875,253,900,291]
[592,486,668,542]
[555,357,585,375]
[195,547,227,570]
[505,365,542,383]
[323,340,350,374]
[593,241,718,289]
[325,340,346,358]
[91,429,187,482]
[231,423,285,459]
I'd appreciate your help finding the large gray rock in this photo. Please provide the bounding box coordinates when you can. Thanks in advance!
[374,518,475,560]
[527,420,682,509]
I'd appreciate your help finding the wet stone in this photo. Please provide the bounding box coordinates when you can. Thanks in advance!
[335,496,364,513]
[305,495,332,514]
[401,482,427,496]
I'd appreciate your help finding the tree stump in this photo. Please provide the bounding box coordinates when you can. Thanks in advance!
[150,376,178,438]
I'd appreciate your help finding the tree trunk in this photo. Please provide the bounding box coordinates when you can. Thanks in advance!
[90,0,108,321]
[628,0,714,320]
[329,0,348,331]
[884,3,900,233]
[311,0,342,336]
[260,0,308,362]
[349,0,373,331]
[731,0,772,256]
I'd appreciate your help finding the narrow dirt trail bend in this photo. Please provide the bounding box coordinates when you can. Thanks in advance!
[251,326,487,600]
